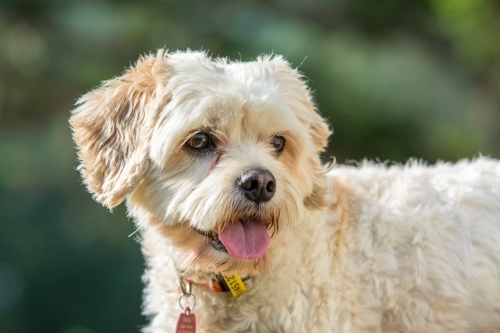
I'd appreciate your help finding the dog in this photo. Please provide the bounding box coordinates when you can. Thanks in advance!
[70,49,500,333]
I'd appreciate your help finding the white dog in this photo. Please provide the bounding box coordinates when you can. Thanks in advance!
[70,50,500,333]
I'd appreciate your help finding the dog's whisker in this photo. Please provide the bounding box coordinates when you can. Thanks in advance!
[128,227,141,238]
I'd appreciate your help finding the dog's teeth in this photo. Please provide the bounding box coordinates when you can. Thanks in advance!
[211,239,228,252]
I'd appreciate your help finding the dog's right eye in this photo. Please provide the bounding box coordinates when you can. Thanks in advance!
[186,133,212,150]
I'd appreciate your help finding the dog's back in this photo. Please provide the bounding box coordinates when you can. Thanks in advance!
[325,157,500,332]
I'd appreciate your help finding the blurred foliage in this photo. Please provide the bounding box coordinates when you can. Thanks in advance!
[0,0,499,332]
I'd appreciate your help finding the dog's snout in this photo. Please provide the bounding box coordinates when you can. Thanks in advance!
[238,169,276,203]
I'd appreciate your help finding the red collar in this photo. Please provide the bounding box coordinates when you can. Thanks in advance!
[184,273,248,297]
[187,278,230,293]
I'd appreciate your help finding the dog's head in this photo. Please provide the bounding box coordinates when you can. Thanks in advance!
[70,50,331,277]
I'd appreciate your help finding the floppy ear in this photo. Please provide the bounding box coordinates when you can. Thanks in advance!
[306,110,331,153]
[302,109,331,210]
[265,55,332,209]
[264,56,331,153]
[70,50,171,209]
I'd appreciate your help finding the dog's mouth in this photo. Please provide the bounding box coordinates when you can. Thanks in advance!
[193,218,271,259]
[193,228,229,253]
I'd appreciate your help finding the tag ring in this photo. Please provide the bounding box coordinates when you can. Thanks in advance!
[179,278,196,311]
[179,293,196,311]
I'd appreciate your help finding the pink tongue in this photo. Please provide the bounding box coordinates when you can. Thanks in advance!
[219,219,270,259]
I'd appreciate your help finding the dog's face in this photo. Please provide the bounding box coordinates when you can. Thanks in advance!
[70,50,330,277]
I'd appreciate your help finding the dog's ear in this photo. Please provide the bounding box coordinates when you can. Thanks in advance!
[265,56,331,153]
[70,50,171,209]
[265,56,332,209]
[307,112,331,153]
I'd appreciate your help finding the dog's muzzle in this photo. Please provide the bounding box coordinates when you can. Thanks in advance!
[191,169,276,258]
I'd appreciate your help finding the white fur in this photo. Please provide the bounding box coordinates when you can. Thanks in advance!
[70,50,500,333]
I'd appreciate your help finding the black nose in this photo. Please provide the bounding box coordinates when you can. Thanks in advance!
[237,169,276,203]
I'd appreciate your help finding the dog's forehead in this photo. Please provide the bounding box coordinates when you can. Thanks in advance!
[166,55,287,123]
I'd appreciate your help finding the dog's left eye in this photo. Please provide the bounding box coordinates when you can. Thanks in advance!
[187,133,212,150]
[272,136,285,153]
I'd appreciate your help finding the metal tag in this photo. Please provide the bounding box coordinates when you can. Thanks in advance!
[222,273,247,297]
[175,309,196,333]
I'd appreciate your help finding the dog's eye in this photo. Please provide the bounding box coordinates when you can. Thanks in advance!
[187,133,212,150]
[272,136,285,153]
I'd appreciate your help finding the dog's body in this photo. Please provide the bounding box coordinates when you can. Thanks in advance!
[70,50,500,332]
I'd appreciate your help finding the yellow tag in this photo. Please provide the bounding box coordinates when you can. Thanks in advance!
[222,274,247,297]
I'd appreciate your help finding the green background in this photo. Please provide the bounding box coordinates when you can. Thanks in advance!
[1,0,499,332]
